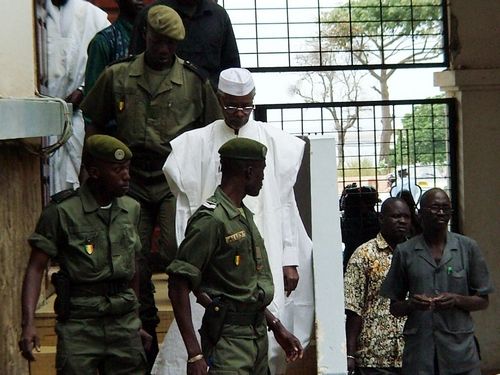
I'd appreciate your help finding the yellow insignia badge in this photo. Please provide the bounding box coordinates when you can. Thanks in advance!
[85,243,94,255]
[234,255,241,266]
[118,98,125,112]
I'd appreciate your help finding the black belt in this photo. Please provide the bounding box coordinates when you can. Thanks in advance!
[225,311,265,326]
[71,280,129,297]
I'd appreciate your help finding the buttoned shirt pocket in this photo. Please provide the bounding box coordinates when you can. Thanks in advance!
[447,268,468,295]
[162,94,202,139]
[109,223,137,279]
[114,88,147,145]
[66,226,107,280]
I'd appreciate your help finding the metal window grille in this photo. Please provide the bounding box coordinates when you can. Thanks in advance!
[220,0,448,71]
[254,98,458,230]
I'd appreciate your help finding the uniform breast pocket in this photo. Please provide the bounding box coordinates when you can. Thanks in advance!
[166,96,201,135]
[448,268,468,295]
[67,227,106,275]
[114,89,146,140]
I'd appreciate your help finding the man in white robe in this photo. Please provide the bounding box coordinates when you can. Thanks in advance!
[38,0,109,194]
[153,68,314,375]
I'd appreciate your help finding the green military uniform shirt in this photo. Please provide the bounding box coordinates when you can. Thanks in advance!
[168,186,274,308]
[28,183,142,318]
[81,53,222,179]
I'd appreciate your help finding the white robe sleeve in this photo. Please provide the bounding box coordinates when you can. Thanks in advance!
[163,151,192,245]
[267,127,306,267]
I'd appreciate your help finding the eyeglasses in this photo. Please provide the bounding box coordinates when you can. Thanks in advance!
[422,205,454,214]
[223,105,254,115]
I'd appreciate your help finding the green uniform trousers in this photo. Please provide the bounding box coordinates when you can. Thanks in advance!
[129,177,177,372]
[203,323,269,375]
[55,311,146,375]
[129,177,177,326]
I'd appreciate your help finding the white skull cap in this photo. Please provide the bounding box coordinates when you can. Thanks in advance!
[218,68,255,96]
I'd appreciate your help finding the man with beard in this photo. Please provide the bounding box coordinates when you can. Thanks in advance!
[155,68,313,375]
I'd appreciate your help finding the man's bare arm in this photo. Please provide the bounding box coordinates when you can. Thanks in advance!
[345,309,362,372]
[20,248,50,361]
[168,275,207,374]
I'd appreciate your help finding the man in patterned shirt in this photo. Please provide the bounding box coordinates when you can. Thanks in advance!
[344,197,411,375]
[84,0,145,94]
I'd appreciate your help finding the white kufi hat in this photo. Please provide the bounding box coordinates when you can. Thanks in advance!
[218,68,255,96]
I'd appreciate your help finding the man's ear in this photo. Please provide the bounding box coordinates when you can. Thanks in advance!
[86,165,100,180]
[244,165,253,180]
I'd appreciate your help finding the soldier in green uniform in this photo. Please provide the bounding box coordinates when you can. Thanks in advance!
[167,138,304,374]
[19,135,148,374]
[80,5,223,368]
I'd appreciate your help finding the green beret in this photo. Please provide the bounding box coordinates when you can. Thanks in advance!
[147,5,185,41]
[85,135,132,163]
[218,138,267,161]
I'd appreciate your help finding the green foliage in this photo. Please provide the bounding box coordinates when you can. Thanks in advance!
[340,157,377,177]
[321,0,442,65]
[393,101,448,165]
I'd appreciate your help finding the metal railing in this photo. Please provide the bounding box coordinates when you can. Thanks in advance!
[254,97,458,230]
[220,0,448,72]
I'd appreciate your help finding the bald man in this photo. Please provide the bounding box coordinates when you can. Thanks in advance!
[381,188,493,375]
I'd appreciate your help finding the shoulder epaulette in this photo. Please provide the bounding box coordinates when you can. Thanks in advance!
[50,189,78,204]
[202,198,218,210]
[108,54,137,67]
[183,60,209,82]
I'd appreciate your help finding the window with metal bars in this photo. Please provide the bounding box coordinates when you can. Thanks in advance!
[254,98,458,229]
[219,0,447,72]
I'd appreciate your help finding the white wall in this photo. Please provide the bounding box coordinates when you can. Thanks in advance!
[0,0,37,96]
[310,137,347,375]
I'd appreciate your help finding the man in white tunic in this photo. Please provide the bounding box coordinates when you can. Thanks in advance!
[153,68,313,374]
[38,0,109,194]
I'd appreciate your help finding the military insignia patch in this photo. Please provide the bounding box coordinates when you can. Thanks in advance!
[118,97,125,112]
[114,149,125,160]
[202,200,217,209]
[85,243,94,255]
[225,230,246,244]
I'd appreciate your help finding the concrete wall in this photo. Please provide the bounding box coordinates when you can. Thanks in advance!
[0,1,41,374]
[435,0,500,371]
[0,1,37,97]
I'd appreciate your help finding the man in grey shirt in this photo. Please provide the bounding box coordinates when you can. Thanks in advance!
[380,188,493,375]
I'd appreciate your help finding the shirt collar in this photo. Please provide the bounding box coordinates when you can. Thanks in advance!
[214,186,245,220]
[375,233,391,252]
[79,183,129,214]
[413,232,458,251]
[129,54,183,84]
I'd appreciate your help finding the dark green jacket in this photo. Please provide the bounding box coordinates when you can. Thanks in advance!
[29,183,142,317]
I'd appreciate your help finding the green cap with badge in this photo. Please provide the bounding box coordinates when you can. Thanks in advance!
[218,138,267,161]
[85,135,132,163]
[147,5,185,41]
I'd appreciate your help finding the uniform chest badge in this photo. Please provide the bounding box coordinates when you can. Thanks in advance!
[225,230,246,244]
[85,242,94,255]
[118,96,125,112]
